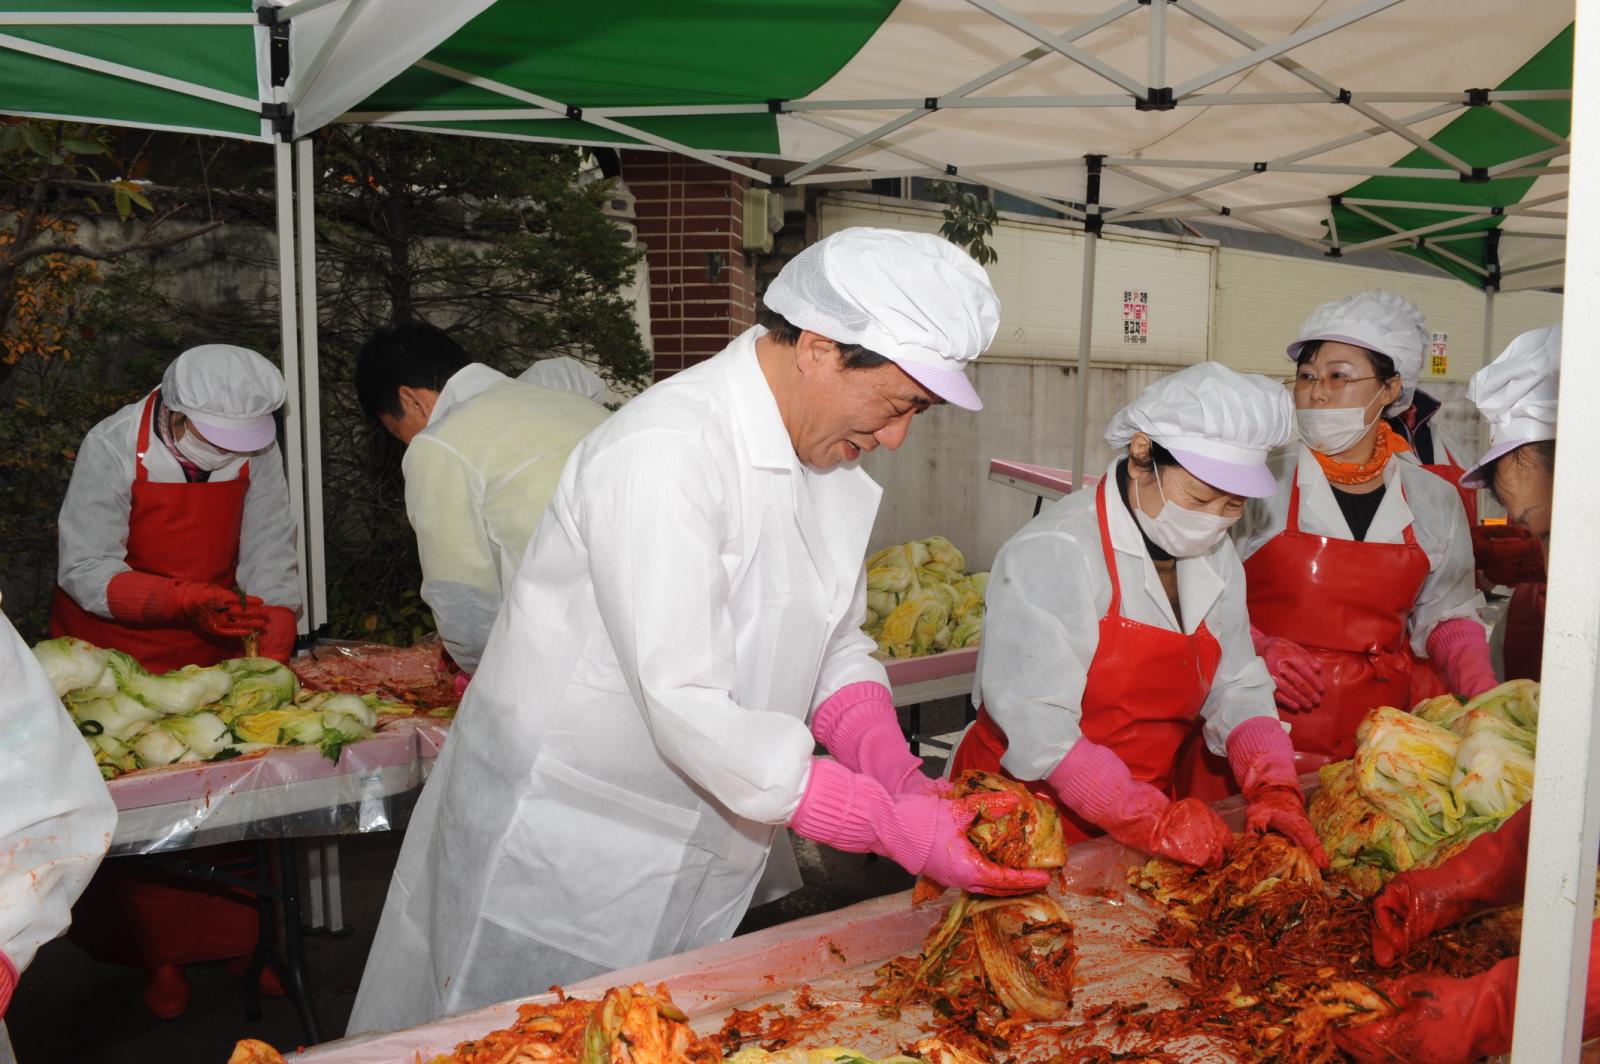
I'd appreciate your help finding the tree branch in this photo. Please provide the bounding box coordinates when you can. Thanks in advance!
[3,218,222,272]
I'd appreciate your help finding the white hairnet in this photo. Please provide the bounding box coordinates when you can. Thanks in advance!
[761,227,1000,411]
[1287,290,1429,416]
[161,344,285,451]
[1460,323,1561,488]
[1105,362,1295,497]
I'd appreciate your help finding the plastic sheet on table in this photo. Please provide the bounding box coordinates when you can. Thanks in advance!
[107,717,450,856]
[289,835,1250,1064]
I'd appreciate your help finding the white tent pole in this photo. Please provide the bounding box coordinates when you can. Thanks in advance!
[1147,0,1167,88]
[1072,230,1098,493]
[274,140,310,636]
[963,0,1145,96]
[1510,0,1600,1052]
[410,58,766,182]
[791,112,1089,219]
[1499,257,1567,278]
[1481,286,1496,372]
[1072,157,1103,493]
[295,138,328,634]
[1489,145,1570,177]
[1171,0,1404,99]
[1488,101,1572,146]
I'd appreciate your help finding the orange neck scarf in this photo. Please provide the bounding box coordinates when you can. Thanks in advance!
[1314,421,1410,485]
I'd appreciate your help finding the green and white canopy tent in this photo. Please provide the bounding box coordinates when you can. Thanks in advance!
[6,4,1599,1055]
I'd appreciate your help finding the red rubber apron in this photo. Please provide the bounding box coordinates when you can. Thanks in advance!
[50,391,251,672]
[54,391,259,970]
[951,479,1222,842]
[1239,472,1428,760]
[1501,581,1546,681]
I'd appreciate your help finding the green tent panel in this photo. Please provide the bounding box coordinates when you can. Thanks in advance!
[1328,23,1572,287]
[354,0,900,151]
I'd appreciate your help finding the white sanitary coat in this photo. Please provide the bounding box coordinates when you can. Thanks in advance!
[0,610,116,1063]
[1233,445,1481,656]
[55,392,302,617]
[347,328,887,1035]
[973,462,1278,782]
[403,364,609,672]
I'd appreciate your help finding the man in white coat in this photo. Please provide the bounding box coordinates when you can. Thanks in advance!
[349,227,1049,1035]
[0,607,117,1063]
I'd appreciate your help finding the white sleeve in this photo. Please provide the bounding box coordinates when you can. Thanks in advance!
[810,569,890,713]
[235,442,303,617]
[977,531,1102,782]
[579,435,815,825]
[1408,483,1484,654]
[1197,544,1280,756]
[55,426,135,618]
[0,612,116,976]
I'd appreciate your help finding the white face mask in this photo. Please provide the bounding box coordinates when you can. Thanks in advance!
[1134,462,1237,558]
[1297,391,1383,455]
[174,426,241,471]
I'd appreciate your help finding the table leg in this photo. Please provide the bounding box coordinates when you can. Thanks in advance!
[276,838,322,1044]
[322,840,347,937]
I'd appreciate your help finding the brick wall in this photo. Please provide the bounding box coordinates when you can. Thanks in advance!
[622,151,758,380]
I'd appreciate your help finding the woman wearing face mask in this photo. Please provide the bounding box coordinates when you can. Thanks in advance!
[951,363,1326,869]
[52,344,301,673]
[1187,291,1489,789]
[48,344,302,1019]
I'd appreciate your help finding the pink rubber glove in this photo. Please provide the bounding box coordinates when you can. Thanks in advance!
[1048,740,1231,868]
[1251,625,1324,712]
[1426,618,1500,699]
[1227,716,1328,867]
[810,682,944,796]
[0,948,15,1021]
[788,759,1049,895]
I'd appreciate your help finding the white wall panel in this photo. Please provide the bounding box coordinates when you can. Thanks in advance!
[1214,248,1563,381]
[819,196,1214,368]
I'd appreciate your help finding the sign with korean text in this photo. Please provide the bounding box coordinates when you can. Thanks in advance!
[1122,290,1149,344]
[1428,332,1448,376]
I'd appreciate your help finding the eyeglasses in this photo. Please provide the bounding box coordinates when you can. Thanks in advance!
[1288,370,1384,393]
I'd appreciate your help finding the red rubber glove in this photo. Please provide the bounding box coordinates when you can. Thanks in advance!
[1227,716,1328,868]
[1049,739,1230,869]
[106,572,266,639]
[1371,803,1531,967]
[1471,523,1546,586]
[810,681,945,796]
[255,605,298,663]
[1250,626,1324,712]
[1426,618,1499,699]
[1338,921,1600,1064]
[788,758,1049,896]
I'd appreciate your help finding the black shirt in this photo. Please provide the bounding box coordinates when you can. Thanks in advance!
[1332,483,1386,542]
